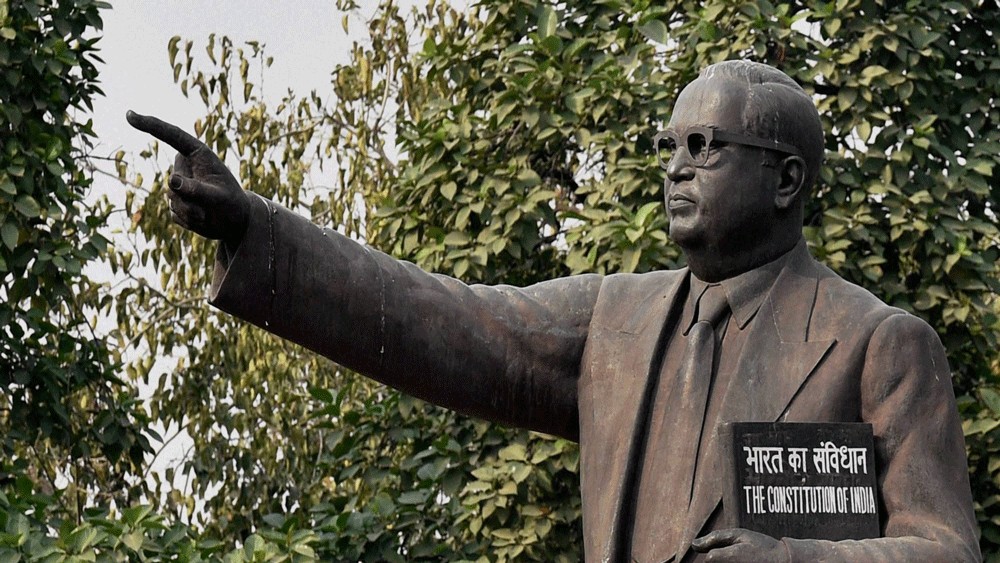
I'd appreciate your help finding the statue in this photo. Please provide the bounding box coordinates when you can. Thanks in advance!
[128,60,981,562]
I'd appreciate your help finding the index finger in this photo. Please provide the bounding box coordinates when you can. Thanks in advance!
[126,110,205,156]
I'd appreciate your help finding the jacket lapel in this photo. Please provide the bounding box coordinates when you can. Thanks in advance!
[582,271,688,563]
[670,250,836,561]
[729,258,836,423]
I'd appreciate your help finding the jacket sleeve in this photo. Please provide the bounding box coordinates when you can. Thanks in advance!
[782,313,981,562]
[208,194,602,440]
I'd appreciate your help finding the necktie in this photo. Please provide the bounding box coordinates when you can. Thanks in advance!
[654,284,730,558]
[677,284,729,504]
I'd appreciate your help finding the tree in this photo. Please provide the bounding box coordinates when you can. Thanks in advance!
[0,1,215,560]
[107,0,998,560]
[0,0,155,524]
[0,2,318,560]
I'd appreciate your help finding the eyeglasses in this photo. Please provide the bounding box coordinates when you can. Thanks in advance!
[653,126,801,169]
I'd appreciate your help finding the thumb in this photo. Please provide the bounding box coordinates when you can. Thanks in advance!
[691,529,742,552]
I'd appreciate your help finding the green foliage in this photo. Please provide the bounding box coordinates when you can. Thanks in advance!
[297,389,582,561]
[105,0,1000,559]
[11,0,990,561]
[0,0,153,525]
[0,472,322,561]
[373,0,1000,555]
[112,32,352,541]
[0,2,322,559]
[381,1,683,283]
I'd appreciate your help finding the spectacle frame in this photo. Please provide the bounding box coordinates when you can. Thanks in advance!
[653,126,802,169]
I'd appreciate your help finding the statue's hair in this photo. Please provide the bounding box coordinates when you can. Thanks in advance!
[699,60,825,190]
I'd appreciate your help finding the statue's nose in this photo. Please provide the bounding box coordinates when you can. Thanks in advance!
[666,148,696,182]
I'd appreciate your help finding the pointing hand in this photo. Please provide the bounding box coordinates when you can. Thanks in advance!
[126,111,250,246]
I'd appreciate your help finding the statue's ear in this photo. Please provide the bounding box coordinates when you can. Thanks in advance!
[775,155,806,210]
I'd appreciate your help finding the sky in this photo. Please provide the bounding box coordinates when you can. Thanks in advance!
[92,1,356,175]
[90,1,369,256]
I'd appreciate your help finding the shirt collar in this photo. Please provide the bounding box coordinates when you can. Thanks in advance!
[687,241,800,330]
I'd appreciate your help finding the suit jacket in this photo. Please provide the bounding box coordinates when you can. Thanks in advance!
[210,195,981,562]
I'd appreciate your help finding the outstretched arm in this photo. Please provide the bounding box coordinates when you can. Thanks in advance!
[211,193,599,438]
[127,112,600,440]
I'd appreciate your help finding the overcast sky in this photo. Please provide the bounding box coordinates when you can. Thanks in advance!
[91,1,359,171]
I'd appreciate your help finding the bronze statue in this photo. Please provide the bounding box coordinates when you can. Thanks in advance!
[128,60,980,562]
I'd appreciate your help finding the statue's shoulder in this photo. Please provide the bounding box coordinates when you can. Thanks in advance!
[596,267,688,304]
[800,253,914,335]
[603,267,685,286]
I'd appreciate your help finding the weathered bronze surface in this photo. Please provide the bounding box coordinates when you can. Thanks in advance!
[128,60,981,562]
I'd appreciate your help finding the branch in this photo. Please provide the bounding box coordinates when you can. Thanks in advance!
[142,420,195,480]
[121,270,199,311]
[86,163,152,195]
[267,122,320,144]
[87,153,127,162]
[123,296,203,353]
[323,110,398,174]
[27,443,62,507]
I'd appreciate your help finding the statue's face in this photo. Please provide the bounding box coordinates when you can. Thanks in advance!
[662,77,781,258]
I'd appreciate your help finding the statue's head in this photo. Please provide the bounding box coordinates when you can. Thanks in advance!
[655,60,824,281]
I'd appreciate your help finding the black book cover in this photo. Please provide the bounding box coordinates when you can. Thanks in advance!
[723,422,879,541]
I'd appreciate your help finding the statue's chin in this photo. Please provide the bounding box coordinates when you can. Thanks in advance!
[668,220,707,254]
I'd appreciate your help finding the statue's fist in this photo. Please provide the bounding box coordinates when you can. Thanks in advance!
[126,111,250,246]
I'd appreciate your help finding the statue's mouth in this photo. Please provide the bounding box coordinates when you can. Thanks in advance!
[668,194,695,210]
